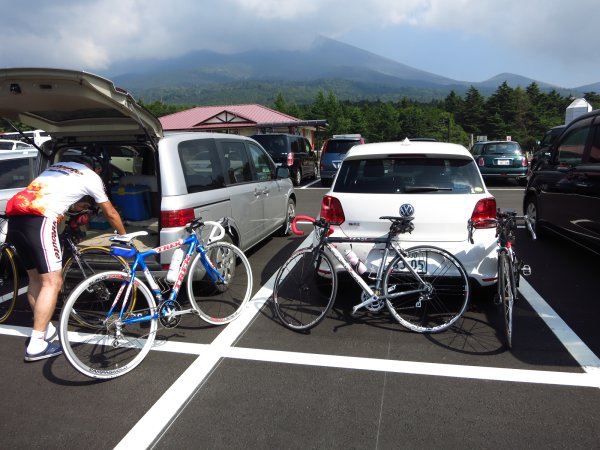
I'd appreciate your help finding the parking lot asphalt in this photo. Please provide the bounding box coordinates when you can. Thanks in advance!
[1,181,599,449]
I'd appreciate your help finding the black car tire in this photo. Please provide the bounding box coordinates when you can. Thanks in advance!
[277,198,296,236]
[293,168,302,186]
[524,195,544,238]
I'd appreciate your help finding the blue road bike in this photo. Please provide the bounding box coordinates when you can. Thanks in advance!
[59,218,252,379]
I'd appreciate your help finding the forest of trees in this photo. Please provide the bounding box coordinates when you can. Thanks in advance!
[4,81,597,155]
[141,82,600,153]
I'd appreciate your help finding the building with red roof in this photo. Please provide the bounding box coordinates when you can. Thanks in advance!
[159,103,327,148]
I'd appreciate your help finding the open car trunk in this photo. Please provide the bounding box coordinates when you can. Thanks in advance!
[0,68,164,266]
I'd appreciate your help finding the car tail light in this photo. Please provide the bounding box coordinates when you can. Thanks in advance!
[478,157,484,167]
[320,195,345,225]
[287,152,294,167]
[521,158,528,167]
[471,197,497,228]
[161,208,195,228]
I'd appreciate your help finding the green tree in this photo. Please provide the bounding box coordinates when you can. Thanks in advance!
[460,86,486,137]
[584,91,600,110]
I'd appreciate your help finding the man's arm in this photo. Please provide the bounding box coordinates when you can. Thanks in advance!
[98,201,127,235]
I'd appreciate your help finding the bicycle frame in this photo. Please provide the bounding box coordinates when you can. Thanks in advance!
[319,234,430,314]
[106,231,226,326]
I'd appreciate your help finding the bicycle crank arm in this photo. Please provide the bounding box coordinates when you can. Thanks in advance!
[352,296,379,315]
[172,308,196,317]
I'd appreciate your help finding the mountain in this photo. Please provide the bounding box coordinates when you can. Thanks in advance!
[106,36,583,105]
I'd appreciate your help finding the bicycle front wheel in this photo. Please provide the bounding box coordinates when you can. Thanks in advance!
[187,241,253,325]
[0,245,17,323]
[273,247,337,331]
[59,271,157,379]
[384,246,469,333]
[498,251,516,349]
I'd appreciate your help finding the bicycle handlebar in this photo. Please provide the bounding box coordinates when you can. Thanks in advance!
[204,220,226,243]
[291,215,317,236]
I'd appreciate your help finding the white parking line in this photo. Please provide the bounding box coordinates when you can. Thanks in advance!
[518,278,600,372]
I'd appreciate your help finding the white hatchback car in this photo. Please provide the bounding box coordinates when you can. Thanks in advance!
[320,139,498,292]
[0,139,35,151]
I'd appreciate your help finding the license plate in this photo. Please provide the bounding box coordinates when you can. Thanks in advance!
[395,252,427,274]
[497,159,510,166]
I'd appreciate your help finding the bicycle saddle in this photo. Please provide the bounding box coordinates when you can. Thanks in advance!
[109,231,148,243]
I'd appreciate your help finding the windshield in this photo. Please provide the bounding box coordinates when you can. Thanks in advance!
[334,156,485,194]
[0,142,14,150]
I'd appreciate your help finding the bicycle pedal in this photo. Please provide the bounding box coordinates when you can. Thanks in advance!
[493,293,501,306]
[521,265,532,276]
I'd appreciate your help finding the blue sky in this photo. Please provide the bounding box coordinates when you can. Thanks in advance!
[1,0,598,88]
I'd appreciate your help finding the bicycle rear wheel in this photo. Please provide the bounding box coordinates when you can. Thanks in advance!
[187,241,253,325]
[59,271,157,379]
[384,246,469,333]
[273,247,337,331]
[0,245,17,323]
[61,246,134,325]
[498,251,516,349]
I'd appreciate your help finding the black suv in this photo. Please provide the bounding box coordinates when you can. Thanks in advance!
[251,133,318,186]
[524,110,600,254]
[529,124,567,172]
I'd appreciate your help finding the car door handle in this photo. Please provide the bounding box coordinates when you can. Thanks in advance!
[254,188,267,197]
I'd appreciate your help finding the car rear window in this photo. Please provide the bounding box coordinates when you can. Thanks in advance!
[251,135,287,155]
[334,156,485,194]
[483,142,522,155]
[325,140,360,154]
[0,142,14,150]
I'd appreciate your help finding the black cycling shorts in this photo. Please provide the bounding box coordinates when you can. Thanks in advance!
[6,215,62,274]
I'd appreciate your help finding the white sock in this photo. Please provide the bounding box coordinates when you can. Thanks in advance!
[45,322,57,341]
[27,330,48,354]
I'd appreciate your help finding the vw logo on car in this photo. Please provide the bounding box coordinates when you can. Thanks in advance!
[399,204,414,217]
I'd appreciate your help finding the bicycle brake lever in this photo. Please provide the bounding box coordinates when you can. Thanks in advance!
[467,220,474,244]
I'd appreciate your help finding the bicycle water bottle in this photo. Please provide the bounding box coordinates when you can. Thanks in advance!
[166,248,185,283]
[344,248,367,275]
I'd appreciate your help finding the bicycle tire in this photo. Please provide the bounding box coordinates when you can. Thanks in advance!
[498,251,515,349]
[187,241,253,325]
[0,245,18,323]
[384,246,469,333]
[273,247,337,331]
[59,270,157,379]
[61,246,134,325]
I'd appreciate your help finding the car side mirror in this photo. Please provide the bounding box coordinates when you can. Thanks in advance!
[276,167,290,179]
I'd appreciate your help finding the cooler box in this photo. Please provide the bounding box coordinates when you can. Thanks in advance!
[111,185,151,221]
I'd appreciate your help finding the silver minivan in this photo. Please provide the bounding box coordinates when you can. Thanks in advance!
[0,68,296,271]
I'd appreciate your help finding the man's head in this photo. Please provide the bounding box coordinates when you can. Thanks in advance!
[74,155,103,174]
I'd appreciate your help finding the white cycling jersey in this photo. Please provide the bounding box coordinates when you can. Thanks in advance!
[6,162,108,221]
